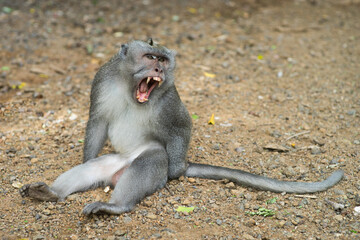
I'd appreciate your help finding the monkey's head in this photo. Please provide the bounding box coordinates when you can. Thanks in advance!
[118,39,176,104]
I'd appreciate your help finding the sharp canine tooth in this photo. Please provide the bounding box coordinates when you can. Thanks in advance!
[158,81,163,87]
[146,77,151,84]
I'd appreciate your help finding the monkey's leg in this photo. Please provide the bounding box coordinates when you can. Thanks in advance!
[83,148,168,215]
[20,154,129,201]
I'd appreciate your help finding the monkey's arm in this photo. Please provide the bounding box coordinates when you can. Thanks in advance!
[166,134,190,179]
[159,89,192,179]
[83,117,108,162]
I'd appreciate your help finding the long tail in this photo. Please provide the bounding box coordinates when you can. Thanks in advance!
[185,162,344,194]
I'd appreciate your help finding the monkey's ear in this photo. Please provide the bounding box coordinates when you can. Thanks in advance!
[119,44,129,59]
[147,38,154,46]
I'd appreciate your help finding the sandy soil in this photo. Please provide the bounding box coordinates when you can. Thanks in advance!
[0,0,359,239]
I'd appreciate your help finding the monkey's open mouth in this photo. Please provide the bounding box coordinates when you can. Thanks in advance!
[136,76,163,103]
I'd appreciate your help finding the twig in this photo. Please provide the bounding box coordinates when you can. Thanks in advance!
[285,131,311,141]
[294,195,317,199]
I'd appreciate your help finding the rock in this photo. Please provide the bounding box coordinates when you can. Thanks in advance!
[33,235,45,240]
[278,220,286,228]
[42,209,51,216]
[70,235,79,240]
[243,233,255,240]
[115,230,127,236]
[147,213,157,220]
[330,157,340,164]
[347,109,356,115]
[312,138,325,146]
[333,215,343,222]
[225,182,236,189]
[67,194,80,201]
[213,144,220,150]
[271,130,282,138]
[353,206,360,216]
[235,147,245,152]
[325,199,345,211]
[12,181,23,189]
[264,143,289,152]
[311,146,322,155]
[283,166,296,177]
[245,193,253,201]
[143,200,152,207]
[123,216,132,223]
[333,189,345,195]
[230,189,244,197]
[187,177,196,183]
[244,219,256,227]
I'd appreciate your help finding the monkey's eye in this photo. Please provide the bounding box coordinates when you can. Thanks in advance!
[158,57,166,62]
[146,54,157,60]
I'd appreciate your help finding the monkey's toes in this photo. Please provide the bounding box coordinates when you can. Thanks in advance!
[83,201,105,215]
[19,184,32,198]
[19,182,59,202]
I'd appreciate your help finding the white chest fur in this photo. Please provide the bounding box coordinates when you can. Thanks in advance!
[108,105,152,155]
[97,79,157,156]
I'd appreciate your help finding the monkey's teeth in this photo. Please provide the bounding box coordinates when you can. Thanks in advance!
[158,81,163,87]
[153,76,161,81]
[146,77,151,84]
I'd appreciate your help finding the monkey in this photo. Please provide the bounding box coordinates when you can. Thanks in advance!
[20,39,344,215]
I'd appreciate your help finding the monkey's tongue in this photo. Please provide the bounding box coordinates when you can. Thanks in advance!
[137,77,161,103]
[139,81,149,93]
[137,81,150,103]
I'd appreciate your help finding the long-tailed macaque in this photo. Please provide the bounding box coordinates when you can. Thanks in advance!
[20,39,344,215]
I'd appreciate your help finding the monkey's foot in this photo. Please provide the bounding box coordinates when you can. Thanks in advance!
[19,182,59,202]
[83,201,130,215]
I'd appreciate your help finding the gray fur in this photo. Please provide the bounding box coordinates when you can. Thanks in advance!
[20,40,344,216]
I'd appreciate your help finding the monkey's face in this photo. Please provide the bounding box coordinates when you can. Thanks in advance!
[119,40,176,104]
[135,54,167,103]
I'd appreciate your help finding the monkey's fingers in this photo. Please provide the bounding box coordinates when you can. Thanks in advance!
[19,182,59,202]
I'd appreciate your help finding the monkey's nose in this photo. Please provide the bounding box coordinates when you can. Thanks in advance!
[155,67,163,73]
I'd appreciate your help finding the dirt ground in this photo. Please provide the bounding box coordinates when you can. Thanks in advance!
[0,0,359,239]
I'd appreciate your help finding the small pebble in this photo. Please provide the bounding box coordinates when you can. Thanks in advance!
[347,109,356,115]
[311,146,322,155]
[235,147,245,152]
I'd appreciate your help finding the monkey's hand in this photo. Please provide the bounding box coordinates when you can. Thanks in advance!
[19,182,59,202]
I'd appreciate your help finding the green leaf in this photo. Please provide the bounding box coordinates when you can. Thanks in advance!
[78,139,84,143]
[2,6,13,14]
[246,208,275,217]
[86,44,93,54]
[191,114,199,120]
[266,197,278,205]
[1,66,10,71]
[176,206,194,213]
[97,17,105,23]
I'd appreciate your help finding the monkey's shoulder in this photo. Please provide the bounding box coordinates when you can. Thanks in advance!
[154,87,192,134]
